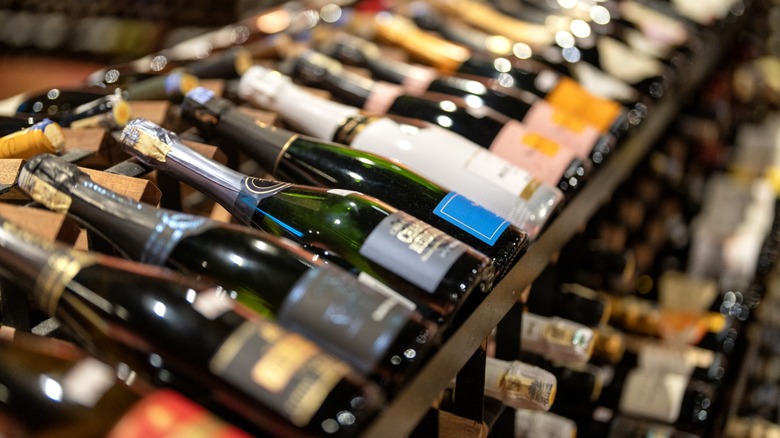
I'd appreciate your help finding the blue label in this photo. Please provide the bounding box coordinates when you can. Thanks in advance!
[433,192,510,246]
[186,86,215,104]
[29,118,54,132]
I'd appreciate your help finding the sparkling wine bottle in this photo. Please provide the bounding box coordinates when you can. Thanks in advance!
[19,153,437,386]
[8,94,131,132]
[0,331,252,438]
[0,216,384,437]
[315,30,617,164]
[237,66,564,240]
[364,12,641,132]
[282,50,590,194]
[119,118,495,320]
[180,87,528,279]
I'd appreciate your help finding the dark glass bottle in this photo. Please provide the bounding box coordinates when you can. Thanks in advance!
[366,11,639,132]
[284,50,590,194]
[317,31,617,164]
[8,94,130,131]
[19,153,437,387]
[119,118,495,321]
[0,332,252,438]
[0,216,384,437]
[180,87,528,279]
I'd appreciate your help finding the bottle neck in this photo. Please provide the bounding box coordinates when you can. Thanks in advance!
[288,53,375,108]
[64,176,216,266]
[0,219,76,290]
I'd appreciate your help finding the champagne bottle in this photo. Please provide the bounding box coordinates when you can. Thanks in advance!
[0,118,64,159]
[315,31,617,164]
[365,11,640,132]
[428,0,674,100]
[19,153,437,386]
[0,216,384,437]
[15,70,198,119]
[119,118,494,320]
[0,333,252,438]
[236,68,564,239]
[8,94,131,132]
[180,87,528,279]
[282,50,590,194]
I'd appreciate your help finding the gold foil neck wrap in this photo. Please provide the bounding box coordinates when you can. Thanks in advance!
[122,121,172,162]
[17,169,72,213]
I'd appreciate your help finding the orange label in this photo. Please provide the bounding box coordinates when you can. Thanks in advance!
[545,77,622,133]
[521,133,561,157]
[551,109,588,133]
[107,389,251,438]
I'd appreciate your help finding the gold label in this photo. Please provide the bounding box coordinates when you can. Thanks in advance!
[519,179,542,200]
[17,169,72,213]
[252,334,319,393]
[35,251,93,316]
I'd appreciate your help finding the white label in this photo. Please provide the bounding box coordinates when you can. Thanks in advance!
[62,357,116,407]
[192,287,234,320]
[463,149,535,196]
[571,62,639,103]
[637,343,695,376]
[520,312,548,356]
[597,37,665,84]
[619,369,688,423]
[515,410,577,438]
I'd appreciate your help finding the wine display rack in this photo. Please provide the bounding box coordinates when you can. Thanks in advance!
[0,1,754,436]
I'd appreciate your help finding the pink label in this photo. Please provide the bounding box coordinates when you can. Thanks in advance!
[364,81,405,115]
[401,64,438,95]
[523,101,602,160]
[488,120,578,187]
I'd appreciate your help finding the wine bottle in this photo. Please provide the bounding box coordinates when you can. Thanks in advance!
[0,118,64,159]
[0,333,252,438]
[364,11,641,132]
[282,50,590,194]
[0,216,384,437]
[428,0,674,100]
[8,94,131,132]
[236,68,564,239]
[19,153,438,386]
[520,312,596,365]
[607,414,701,438]
[15,70,199,119]
[180,87,528,279]
[315,31,617,164]
[515,351,606,406]
[526,282,611,327]
[119,118,495,320]
[482,356,557,411]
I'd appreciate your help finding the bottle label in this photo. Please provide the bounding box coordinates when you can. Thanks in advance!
[433,192,511,246]
[235,177,293,226]
[570,62,640,105]
[619,369,688,424]
[186,86,216,105]
[515,410,576,438]
[107,389,251,438]
[140,211,216,266]
[463,149,539,199]
[360,210,466,293]
[209,321,351,427]
[489,120,576,187]
[544,76,623,132]
[279,267,415,374]
[597,37,664,84]
[62,357,116,407]
[523,101,602,160]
